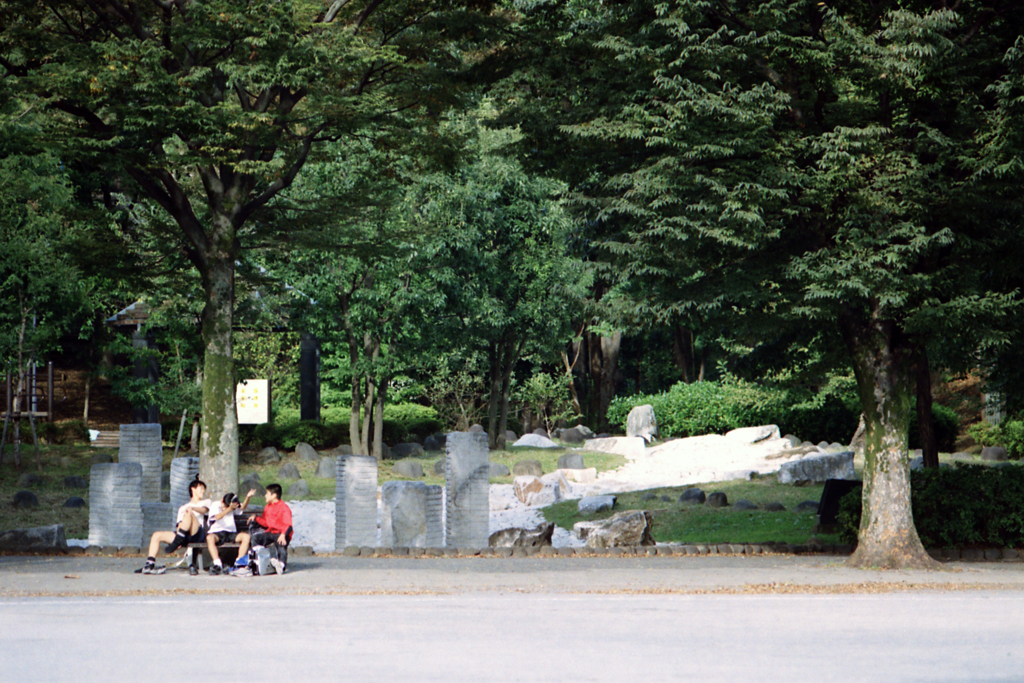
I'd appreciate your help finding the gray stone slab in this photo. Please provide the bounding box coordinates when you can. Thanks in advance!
[445,432,489,549]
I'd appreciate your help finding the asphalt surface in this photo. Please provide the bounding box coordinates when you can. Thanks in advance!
[3,554,1024,682]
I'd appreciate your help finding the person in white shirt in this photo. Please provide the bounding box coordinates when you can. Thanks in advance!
[206,489,256,575]
[137,478,210,575]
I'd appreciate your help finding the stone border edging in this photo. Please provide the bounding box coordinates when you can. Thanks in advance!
[28,543,1023,562]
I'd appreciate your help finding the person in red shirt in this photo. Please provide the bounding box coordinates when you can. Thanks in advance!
[235,483,293,574]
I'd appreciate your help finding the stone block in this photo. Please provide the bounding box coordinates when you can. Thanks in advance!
[778,451,856,485]
[0,525,68,553]
[335,455,378,549]
[294,442,319,462]
[582,436,647,459]
[118,424,162,502]
[512,459,543,477]
[578,495,616,515]
[278,462,301,479]
[445,432,490,549]
[380,481,443,548]
[393,458,424,479]
[626,405,658,442]
[557,452,585,470]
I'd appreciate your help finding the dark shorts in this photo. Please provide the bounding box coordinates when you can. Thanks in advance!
[210,531,239,545]
[181,527,206,544]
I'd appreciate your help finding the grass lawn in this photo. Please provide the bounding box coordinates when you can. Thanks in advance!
[543,476,839,546]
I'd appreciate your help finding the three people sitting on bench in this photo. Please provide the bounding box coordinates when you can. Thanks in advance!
[138,479,292,576]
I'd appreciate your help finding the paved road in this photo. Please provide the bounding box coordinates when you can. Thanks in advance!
[3,554,1024,682]
[3,591,1023,682]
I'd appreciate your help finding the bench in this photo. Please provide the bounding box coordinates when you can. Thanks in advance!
[169,513,253,573]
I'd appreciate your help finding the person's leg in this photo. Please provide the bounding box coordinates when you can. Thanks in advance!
[147,530,175,559]
[236,532,251,557]
[139,530,176,573]
[207,533,222,565]
[164,513,200,554]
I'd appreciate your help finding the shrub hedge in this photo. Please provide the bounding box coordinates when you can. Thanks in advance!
[239,402,443,450]
[607,379,859,444]
[837,464,1024,548]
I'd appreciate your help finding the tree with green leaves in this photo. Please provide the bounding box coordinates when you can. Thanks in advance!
[493,0,1024,568]
[1,0,499,494]
[0,153,88,469]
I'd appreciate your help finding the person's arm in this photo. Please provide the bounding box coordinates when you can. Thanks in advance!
[240,489,256,512]
[212,502,234,521]
[277,506,293,545]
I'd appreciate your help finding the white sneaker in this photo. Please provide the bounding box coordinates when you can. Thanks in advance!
[269,558,286,575]
[230,566,253,577]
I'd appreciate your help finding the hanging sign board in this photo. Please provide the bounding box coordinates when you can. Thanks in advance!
[237,379,270,424]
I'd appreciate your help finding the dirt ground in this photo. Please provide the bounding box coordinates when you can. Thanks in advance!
[31,368,134,430]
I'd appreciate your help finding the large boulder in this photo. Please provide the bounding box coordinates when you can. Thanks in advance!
[706,492,729,508]
[578,495,616,515]
[557,452,585,470]
[13,491,38,508]
[286,479,310,498]
[316,456,337,479]
[512,433,560,449]
[512,475,560,507]
[278,462,301,480]
[64,496,86,508]
[393,442,426,459]
[679,488,706,505]
[777,451,856,485]
[256,447,282,465]
[725,425,781,444]
[488,461,511,477]
[574,510,655,548]
[18,473,45,487]
[325,444,353,457]
[505,430,519,445]
[381,481,442,547]
[513,459,543,477]
[469,424,485,434]
[532,428,550,438]
[0,524,68,553]
[433,458,446,475]
[559,427,585,444]
[981,446,1008,462]
[582,436,647,459]
[294,442,319,462]
[423,435,442,452]
[489,523,555,548]
[393,458,424,479]
[90,452,113,466]
[626,405,658,443]
[64,475,89,490]
[239,476,266,497]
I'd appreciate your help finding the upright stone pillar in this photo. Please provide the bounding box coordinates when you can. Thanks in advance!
[381,481,444,548]
[88,463,143,547]
[119,423,162,503]
[169,456,200,512]
[299,332,321,422]
[445,432,489,549]
[131,329,160,423]
[335,455,378,549]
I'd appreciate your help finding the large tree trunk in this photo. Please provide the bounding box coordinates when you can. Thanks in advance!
[198,254,238,499]
[487,341,501,449]
[840,312,937,569]
[915,346,939,469]
[671,324,693,383]
[496,338,520,450]
[588,330,622,432]
[372,376,388,461]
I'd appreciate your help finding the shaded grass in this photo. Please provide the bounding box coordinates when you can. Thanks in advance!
[0,444,95,539]
[543,476,841,546]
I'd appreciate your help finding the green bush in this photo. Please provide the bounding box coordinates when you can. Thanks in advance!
[34,420,91,445]
[908,403,960,453]
[837,464,1024,548]
[969,419,1024,460]
[607,378,858,443]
